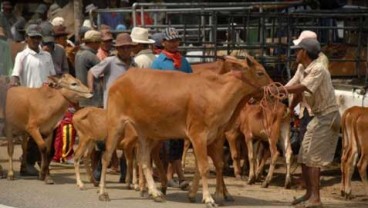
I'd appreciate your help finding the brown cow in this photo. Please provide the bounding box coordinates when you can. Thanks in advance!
[226,100,292,188]
[98,55,271,207]
[4,74,92,184]
[341,106,368,199]
[322,43,367,77]
[72,107,167,194]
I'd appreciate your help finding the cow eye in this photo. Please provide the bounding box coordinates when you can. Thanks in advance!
[256,71,265,76]
[71,83,78,86]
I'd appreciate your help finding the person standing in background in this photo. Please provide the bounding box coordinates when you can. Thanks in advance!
[151,27,191,190]
[130,27,155,68]
[10,24,55,176]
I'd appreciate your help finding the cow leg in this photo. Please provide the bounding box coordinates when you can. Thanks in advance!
[43,133,54,184]
[73,134,90,190]
[357,154,368,195]
[124,148,134,189]
[226,130,242,180]
[182,139,191,170]
[83,143,99,186]
[340,132,349,197]
[261,138,279,188]
[208,138,234,205]
[98,120,126,201]
[152,142,167,195]
[6,131,15,180]
[188,158,201,203]
[139,138,164,202]
[190,137,217,207]
[255,141,266,181]
[27,128,50,183]
[344,149,358,199]
[245,137,256,185]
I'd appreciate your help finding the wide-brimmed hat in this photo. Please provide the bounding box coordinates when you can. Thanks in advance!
[35,4,48,14]
[40,22,55,43]
[85,4,98,14]
[114,33,137,47]
[49,3,61,17]
[2,1,12,9]
[163,27,181,41]
[291,38,321,57]
[292,30,317,46]
[101,29,113,41]
[51,17,64,27]
[53,25,69,37]
[26,24,42,37]
[84,30,102,42]
[131,27,155,44]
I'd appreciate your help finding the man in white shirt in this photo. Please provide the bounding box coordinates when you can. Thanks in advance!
[11,24,55,87]
[130,27,156,68]
[10,23,55,177]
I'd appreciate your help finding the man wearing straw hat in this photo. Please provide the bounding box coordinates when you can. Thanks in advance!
[87,33,137,182]
[130,27,156,68]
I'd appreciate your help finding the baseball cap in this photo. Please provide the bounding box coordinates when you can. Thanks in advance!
[39,22,55,43]
[151,32,164,48]
[26,24,42,37]
[292,30,317,46]
[291,38,321,56]
[163,27,181,41]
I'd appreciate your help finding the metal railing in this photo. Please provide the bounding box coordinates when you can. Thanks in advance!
[94,1,368,83]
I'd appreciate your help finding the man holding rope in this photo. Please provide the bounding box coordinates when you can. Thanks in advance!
[273,37,340,208]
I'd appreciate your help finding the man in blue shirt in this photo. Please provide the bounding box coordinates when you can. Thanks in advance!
[151,27,192,73]
[151,27,191,190]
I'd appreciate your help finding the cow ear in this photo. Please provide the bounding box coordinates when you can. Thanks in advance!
[48,75,59,83]
[246,56,253,67]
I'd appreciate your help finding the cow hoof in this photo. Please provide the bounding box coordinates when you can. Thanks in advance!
[340,190,345,197]
[188,194,196,203]
[161,187,167,195]
[98,193,110,201]
[247,178,255,185]
[205,202,218,208]
[235,175,242,180]
[284,182,291,189]
[152,195,165,202]
[225,194,235,202]
[261,181,269,188]
[7,175,14,180]
[140,191,149,198]
[44,176,54,184]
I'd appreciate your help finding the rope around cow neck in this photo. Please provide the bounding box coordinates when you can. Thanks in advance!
[259,82,289,139]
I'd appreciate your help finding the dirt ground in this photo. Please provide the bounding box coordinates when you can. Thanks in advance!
[0,141,367,208]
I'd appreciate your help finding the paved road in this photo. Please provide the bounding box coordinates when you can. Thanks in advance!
[0,143,366,208]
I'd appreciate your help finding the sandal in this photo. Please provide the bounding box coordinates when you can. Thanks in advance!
[291,196,307,205]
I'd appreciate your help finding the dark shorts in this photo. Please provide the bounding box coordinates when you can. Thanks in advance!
[164,139,184,162]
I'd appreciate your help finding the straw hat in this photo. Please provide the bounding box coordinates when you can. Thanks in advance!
[114,33,137,47]
[84,30,102,42]
[130,27,155,44]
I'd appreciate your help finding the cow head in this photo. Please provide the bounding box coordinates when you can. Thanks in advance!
[48,74,93,103]
[224,55,272,98]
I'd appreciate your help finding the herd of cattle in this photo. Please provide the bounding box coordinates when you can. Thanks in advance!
[0,55,367,207]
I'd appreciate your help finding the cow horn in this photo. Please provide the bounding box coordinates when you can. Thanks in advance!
[283,108,290,119]
[246,55,253,66]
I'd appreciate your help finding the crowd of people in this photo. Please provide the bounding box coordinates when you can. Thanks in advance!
[0,0,191,191]
[0,1,342,208]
